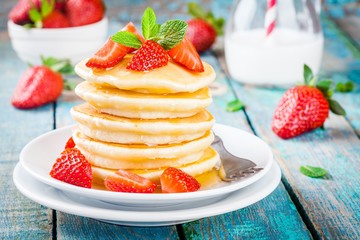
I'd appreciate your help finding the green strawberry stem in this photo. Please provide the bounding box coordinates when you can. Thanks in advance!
[303,64,346,116]
[187,2,225,35]
[112,7,188,51]
[29,0,55,28]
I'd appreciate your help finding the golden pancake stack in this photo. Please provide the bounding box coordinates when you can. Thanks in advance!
[72,54,219,183]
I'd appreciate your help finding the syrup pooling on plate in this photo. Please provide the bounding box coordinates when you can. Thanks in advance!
[50,7,220,193]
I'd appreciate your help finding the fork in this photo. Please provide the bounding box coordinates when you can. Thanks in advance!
[211,133,263,182]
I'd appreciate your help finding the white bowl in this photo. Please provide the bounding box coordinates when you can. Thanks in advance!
[8,17,109,65]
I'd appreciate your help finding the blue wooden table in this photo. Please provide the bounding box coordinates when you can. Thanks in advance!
[1,0,359,239]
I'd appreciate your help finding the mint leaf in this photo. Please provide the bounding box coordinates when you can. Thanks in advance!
[335,81,354,93]
[303,64,313,86]
[300,165,328,178]
[155,20,187,50]
[112,31,142,49]
[226,99,245,112]
[142,7,158,39]
[328,99,346,116]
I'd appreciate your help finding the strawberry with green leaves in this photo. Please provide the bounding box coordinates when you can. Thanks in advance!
[110,7,204,72]
[272,65,346,139]
[186,3,224,53]
[8,0,41,25]
[28,0,69,28]
[11,57,74,109]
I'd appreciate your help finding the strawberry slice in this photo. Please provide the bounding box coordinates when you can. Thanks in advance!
[127,40,169,71]
[86,22,143,69]
[50,148,92,188]
[104,169,157,193]
[160,167,201,193]
[168,36,204,72]
[64,137,75,149]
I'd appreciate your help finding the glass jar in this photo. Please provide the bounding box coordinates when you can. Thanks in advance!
[224,0,323,87]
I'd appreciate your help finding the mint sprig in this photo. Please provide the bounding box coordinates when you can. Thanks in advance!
[111,7,187,51]
[111,31,142,49]
[226,99,245,112]
[142,7,159,39]
[300,165,328,178]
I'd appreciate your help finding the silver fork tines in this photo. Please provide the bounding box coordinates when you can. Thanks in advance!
[212,134,263,182]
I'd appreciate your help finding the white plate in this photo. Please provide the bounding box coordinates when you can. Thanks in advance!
[13,162,281,226]
[19,124,273,206]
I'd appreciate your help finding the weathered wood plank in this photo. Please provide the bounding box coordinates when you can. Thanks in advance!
[224,48,360,239]
[0,41,53,239]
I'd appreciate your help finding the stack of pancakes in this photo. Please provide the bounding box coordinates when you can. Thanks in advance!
[72,54,219,184]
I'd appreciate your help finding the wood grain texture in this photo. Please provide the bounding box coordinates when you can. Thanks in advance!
[0,41,53,239]
[225,65,360,239]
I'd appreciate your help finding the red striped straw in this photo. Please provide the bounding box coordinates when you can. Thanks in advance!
[265,0,277,36]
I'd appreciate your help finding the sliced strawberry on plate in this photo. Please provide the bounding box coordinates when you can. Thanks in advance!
[168,36,204,72]
[127,40,169,71]
[64,137,75,149]
[160,167,201,193]
[104,169,157,193]
[50,148,92,188]
[86,22,143,69]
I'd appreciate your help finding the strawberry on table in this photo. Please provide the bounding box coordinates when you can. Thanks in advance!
[50,148,92,188]
[160,167,201,193]
[104,169,157,193]
[272,65,346,139]
[186,3,224,53]
[65,0,105,27]
[11,57,73,109]
[86,22,143,69]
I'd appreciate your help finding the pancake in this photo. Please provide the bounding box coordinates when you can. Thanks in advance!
[71,103,214,145]
[75,54,216,94]
[91,147,219,183]
[79,146,204,169]
[75,81,212,119]
[72,128,214,162]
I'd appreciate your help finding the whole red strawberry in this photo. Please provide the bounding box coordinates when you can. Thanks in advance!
[65,0,105,27]
[8,0,41,25]
[127,40,168,71]
[27,0,69,28]
[11,66,63,109]
[50,148,92,188]
[272,65,346,139]
[186,3,224,53]
[160,167,200,193]
[186,19,216,53]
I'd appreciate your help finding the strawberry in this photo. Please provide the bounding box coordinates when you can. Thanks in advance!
[160,167,200,193]
[186,3,224,53]
[86,22,143,69]
[64,137,75,149]
[272,65,346,139]
[104,169,157,193]
[42,10,70,28]
[127,40,168,71]
[11,66,63,109]
[168,36,204,72]
[65,0,105,27]
[186,19,216,53]
[50,148,92,188]
[8,0,41,25]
